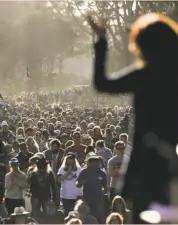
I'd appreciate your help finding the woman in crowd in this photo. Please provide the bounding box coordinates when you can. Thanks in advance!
[57,153,82,216]
[4,158,27,215]
[111,195,130,223]
[106,213,123,225]
[26,136,39,154]
[30,157,56,218]
[74,199,98,224]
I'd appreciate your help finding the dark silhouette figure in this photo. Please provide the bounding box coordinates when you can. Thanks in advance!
[89,13,178,223]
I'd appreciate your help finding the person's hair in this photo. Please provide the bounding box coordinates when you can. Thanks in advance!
[119,133,128,142]
[16,127,24,136]
[112,195,130,216]
[74,199,89,214]
[26,136,39,150]
[61,154,80,171]
[25,127,33,134]
[129,13,178,64]
[50,139,61,148]
[85,145,96,155]
[115,141,125,148]
[95,140,105,148]
[66,218,82,225]
[106,212,123,225]
[72,131,81,138]
[93,126,102,137]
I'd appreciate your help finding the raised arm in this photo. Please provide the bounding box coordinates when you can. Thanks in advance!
[87,15,144,94]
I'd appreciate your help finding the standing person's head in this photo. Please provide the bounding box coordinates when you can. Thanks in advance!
[10,207,30,224]
[85,145,96,156]
[48,123,54,133]
[119,133,128,144]
[114,141,125,158]
[86,155,100,168]
[50,139,61,154]
[12,140,19,152]
[16,127,24,137]
[72,131,81,146]
[1,121,8,132]
[129,13,178,65]
[74,200,89,219]
[35,131,42,142]
[115,126,121,136]
[36,157,48,172]
[112,195,130,221]
[62,153,80,171]
[93,126,102,137]
[95,140,105,152]
[19,142,28,155]
[82,135,93,146]
[9,158,19,172]
[25,127,33,137]
[106,213,123,225]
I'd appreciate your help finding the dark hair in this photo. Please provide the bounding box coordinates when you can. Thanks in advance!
[85,145,96,155]
[25,127,33,134]
[95,140,105,148]
[50,139,61,148]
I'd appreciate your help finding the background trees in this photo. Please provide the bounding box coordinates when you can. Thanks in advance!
[0,1,177,93]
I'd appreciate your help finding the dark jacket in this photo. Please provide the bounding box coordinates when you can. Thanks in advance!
[30,170,56,201]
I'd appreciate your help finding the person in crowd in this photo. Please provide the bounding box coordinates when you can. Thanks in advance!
[0,121,12,142]
[4,158,27,215]
[106,212,123,225]
[105,128,113,150]
[25,128,34,138]
[30,157,56,218]
[17,142,34,173]
[8,140,20,160]
[76,154,107,223]
[64,132,86,165]
[26,136,39,154]
[44,139,64,175]
[84,145,96,157]
[95,140,112,168]
[57,153,82,216]
[6,207,37,224]
[93,126,104,144]
[108,141,125,203]
[111,195,130,223]
[74,199,98,224]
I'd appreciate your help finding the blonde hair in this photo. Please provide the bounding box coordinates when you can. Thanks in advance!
[112,195,130,216]
[129,13,178,63]
[61,155,81,171]
[26,136,39,150]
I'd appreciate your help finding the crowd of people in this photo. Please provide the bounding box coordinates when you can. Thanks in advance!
[0,91,133,224]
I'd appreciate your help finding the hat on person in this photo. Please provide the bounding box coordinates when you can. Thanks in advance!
[10,207,30,217]
[10,158,19,165]
[1,121,8,127]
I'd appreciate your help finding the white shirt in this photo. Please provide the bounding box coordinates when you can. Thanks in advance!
[57,167,82,199]
[5,171,27,199]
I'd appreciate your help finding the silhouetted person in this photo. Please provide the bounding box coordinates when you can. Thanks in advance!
[88,13,178,223]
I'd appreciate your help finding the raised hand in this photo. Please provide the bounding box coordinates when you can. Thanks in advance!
[86,14,106,37]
